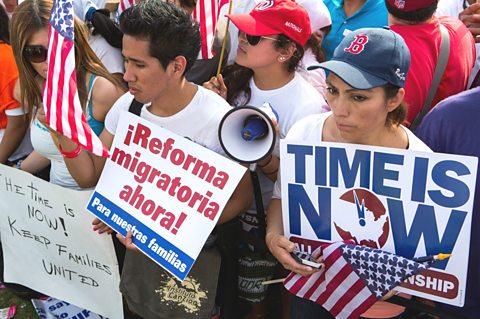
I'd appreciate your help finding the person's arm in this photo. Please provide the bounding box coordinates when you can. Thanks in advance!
[257,154,280,182]
[217,168,253,224]
[0,113,28,164]
[55,129,113,188]
[90,76,126,123]
[44,75,124,188]
[266,198,319,276]
[20,150,51,174]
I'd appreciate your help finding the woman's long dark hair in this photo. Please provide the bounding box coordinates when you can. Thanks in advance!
[0,5,9,43]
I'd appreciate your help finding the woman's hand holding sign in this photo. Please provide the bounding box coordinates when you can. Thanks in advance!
[266,199,323,277]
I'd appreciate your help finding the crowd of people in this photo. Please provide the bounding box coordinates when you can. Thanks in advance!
[0,0,479,318]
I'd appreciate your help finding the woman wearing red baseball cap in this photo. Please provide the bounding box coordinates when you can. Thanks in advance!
[266,27,433,319]
[204,0,328,316]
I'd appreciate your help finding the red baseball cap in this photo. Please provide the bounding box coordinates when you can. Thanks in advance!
[386,0,436,12]
[227,0,311,46]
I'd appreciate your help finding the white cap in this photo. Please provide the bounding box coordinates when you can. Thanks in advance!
[296,0,331,32]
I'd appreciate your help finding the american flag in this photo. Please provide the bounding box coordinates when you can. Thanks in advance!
[192,0,229,59]
[43,0,109,157]
[284,242,432,319]
[118,0,135,15]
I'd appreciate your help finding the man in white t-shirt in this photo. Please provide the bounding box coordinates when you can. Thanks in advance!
[55,1,252,318]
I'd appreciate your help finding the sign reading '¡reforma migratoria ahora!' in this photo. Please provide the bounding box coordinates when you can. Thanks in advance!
[280,139,478,307]
[87,112,246,281]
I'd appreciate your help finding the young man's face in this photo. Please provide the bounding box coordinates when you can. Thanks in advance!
[122,34,172,104]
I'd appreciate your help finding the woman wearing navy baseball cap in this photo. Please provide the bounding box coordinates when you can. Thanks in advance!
[266,27,432,319]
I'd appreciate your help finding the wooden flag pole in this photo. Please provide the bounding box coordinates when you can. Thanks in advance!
[261,277,286,285]
[216,0,233,76]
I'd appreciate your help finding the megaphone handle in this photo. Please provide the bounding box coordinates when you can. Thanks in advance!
[249,169,267,239]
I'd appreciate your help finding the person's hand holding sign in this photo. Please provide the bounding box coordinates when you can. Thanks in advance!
[266,199,323,277]
[116,231,141,253]
[92,217,113,235]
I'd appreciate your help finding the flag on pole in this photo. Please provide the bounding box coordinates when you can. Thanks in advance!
[192,0,229,59]
[43,0,109,157]
[284,242,432,319]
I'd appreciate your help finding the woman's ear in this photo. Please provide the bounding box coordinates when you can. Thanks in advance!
[386,87,405,112]
[277,42,296,63]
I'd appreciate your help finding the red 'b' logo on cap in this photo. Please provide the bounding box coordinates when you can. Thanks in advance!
[344,35,369,54]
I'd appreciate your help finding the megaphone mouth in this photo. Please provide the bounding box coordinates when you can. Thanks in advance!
[218,105,277,164]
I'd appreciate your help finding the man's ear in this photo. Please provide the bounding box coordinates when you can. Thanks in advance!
[170,55,187,77]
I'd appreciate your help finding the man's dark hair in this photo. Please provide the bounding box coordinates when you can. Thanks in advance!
[119,0,201,74]
[385,0,439,23]
[0,4,9,43]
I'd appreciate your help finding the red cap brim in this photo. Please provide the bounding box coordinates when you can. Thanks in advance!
[227,13,280,36]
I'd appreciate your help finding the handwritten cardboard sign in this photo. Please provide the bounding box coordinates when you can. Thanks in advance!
[0,165,122,319]
[280,140,478,306]
[87,112,246,281]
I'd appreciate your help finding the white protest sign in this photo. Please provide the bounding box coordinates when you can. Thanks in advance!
[280,140,478,306]
[0,165,122,318]
[87,112,246,281]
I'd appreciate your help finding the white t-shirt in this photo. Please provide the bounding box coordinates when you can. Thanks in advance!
[436,0,466,17]
[89,35,124,74]
[240,72,327,142]
[105,86,231,156]
[272,112,432,199]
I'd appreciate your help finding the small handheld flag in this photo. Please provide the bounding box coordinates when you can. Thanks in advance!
[43,0,109,157]
[284,242,436,319]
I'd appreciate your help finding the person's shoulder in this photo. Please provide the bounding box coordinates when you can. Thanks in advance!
[286,112,330,140]
[110,92,136,113]
[402,126,432,152]
[437,15,467,28]
[425,88,480,123]
[0,43,17,72]
[196,85,231,110]
[292,73,323,96]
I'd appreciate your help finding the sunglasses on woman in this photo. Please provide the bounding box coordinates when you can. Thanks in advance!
[23,45,48,63]
[243,33,280,46]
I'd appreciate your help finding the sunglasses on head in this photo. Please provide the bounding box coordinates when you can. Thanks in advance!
[24,45,48,63]
[243,33,280,46]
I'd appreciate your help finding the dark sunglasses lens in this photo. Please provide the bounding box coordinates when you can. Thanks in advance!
[24,47,47,63]
[246,34,261,46]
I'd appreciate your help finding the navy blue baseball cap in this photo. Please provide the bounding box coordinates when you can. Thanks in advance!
[309,27,411,89]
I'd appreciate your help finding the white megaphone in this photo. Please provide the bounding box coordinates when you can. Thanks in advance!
[218,103,278,163]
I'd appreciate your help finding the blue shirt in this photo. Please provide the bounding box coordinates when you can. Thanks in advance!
[416,88,480,319]
[322,0,388,60]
